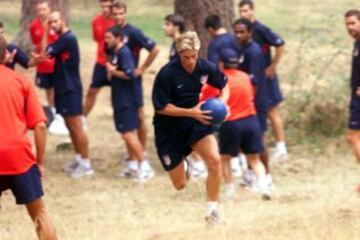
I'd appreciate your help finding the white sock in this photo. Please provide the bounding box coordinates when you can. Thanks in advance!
[184,160,189,172]
[239,154,248,170]
[230,157,240,170]
[80,158,91,168]
[51,107,56,115]
[206,201,218,216]
[193,160,205,171]
[128,160,139,171]
[276,141,287,153]
[140,160,151,172]
[74,154,82,162]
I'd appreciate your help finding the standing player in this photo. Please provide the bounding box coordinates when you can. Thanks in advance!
[30,0,68,135]
[43,11,93,178]
[204,14,245,177]
[239,0,287,161]
[214,48,270,200]
[163,14,185,60]
[232,18,273,188]
[344,9,360,193]
[83,0,115,117]
[152,32,229,224]
[0,36,57,240]
[105,25,153,182]
[112,0,159,177]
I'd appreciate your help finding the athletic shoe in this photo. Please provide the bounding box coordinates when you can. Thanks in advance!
[270,148,288,163]
[62,159,79,173]
[48,114,69,135]
[117,167,138,179]
[240,170,257,188]
[258,179,272,201]
[70,164,95,178]
[191,166,208,179]
[205,210,223,227]
[266,174,275,190]
[133,168,156,183]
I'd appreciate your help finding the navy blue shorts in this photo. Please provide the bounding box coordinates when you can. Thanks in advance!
[35,73,54,89]
[55,92,83,117]
[155,121,215,171]
[136,78,144,108]
[349,95,360,130]
[0,165,44,205]
[114,107,139,133]
[219,115,264,156]
[90,63,111,88]
[267,74,284,108]
[255,108,268,133]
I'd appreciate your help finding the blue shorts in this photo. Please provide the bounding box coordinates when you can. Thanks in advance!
[135,78,144,108]
[219,115,264,156]
[35,73,54,89]
[55,92,83,117]
[255,107,268,133]
[90,63,111,88]
[155,121,215,171]
[267,74,284,107]
[0,165,44,205]
[349,95,360,130]
[114,107,139,133]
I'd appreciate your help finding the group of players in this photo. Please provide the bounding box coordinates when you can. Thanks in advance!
[1,0,360,237]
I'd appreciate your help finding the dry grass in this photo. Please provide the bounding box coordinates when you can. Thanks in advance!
[1,0,360,239]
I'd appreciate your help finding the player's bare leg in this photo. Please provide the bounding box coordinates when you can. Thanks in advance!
[247,154,271,200]
[269,106,288,161]
[46,88,55,108]
[221,155,235,198]
[138,107,147,148]
[346,130,360,162]
[84,88,101,117]
[168,160,187,190]
[64,116,93,178]
[26,198,57,240]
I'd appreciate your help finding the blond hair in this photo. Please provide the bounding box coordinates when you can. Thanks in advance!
[175,31,201,53]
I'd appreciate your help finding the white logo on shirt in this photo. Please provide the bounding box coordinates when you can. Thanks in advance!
[112,56,118,65]
[238,54,245,64]
[354,47,359,57]
[177,84,184,89]
[276,38,283,45]
[162,155,171,166]
[200,75,209,85]
[123,36,129,44]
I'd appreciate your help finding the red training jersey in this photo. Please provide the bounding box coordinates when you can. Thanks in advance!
[92,14,115,66]
[29,18,58,74]
[200,68,256,121]
[0,65,47,175]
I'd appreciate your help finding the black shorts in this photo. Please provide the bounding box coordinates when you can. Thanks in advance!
[35,73,54,89]
[349,95,360,130]
[255,107,268,133]
[114,107,139,133]
[90,63,111,88]
[155,121,215,171]
[0,165,44,205]
[55,92,83,117]
[267,74,284,108]
[219,115,264,156]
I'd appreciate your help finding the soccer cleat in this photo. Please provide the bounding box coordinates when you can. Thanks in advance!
[191,167,208,179]
[270,148,288,163]
[117,167,138,179]
[240,170,257,188]
[62,159,79,173]
[70,164,95,178]
[48,114,69,135]
[205,210,223,227]
[134,167,156,183]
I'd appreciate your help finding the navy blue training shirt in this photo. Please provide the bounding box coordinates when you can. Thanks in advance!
[207,33,237,65]
[169,41,178,61]
[110,45,140,110]
[122,23,157,67]
[252,20,285,67]
[46,30,82,96]
[152,57,227,131]
[234,40,268,110]
[5,44,29,70]
[351,40,360,91]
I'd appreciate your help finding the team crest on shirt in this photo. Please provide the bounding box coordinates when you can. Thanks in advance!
[123,36,129,44]
[162,155,171,166]
[238,54,245,64]
[112,56,118,65]
[354,47,359,57]
[200,75,209,84]
[276,38,283,45]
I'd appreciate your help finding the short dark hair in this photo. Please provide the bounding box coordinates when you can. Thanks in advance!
[204,15,222,30]
[112,0,127,12]
[238,0,254,9]
[0,35,8,64]
[0,22,3,29]
[164,14,185,33]
[107,25,123,38]
[233,18,253,32]
[37,0,49,5]
[345,9,360,20]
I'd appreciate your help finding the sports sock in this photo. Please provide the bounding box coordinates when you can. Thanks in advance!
[206,201,218,216]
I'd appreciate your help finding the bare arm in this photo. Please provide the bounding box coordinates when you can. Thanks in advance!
[106,62,131,80]
[136,46,160,76]
[157,103,212,125]
[265,45,284,78]
[34,122,47,177]
[219,83,230,104]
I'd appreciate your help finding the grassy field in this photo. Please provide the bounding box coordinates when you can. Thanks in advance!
[1,0,360,239]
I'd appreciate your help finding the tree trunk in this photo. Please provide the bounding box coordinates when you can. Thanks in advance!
[175,0,234,57]
[13,0,69,53]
